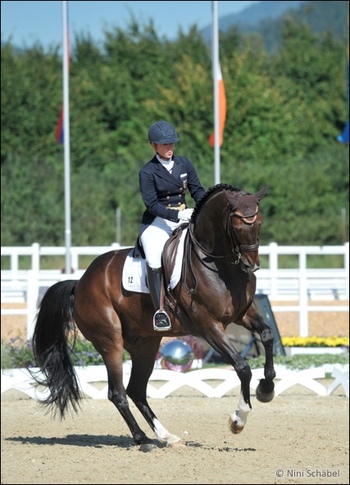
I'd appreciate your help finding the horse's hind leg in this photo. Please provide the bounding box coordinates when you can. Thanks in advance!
[242,305,276,403]
[126,337,181,446]
[93,344,156,451]
[86,325,157,451]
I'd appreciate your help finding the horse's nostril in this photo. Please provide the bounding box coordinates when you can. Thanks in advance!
[242,261,260,273]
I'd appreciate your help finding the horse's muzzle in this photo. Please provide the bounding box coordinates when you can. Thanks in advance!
[250,263,260,272]
[241,258,260,273]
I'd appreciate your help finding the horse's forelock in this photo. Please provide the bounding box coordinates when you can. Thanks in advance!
[234,193,260,218]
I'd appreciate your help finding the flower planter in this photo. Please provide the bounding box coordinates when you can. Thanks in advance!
[285,347,346,356]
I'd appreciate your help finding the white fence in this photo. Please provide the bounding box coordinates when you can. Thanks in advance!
[1,242,349,339]
[2,364,349,399]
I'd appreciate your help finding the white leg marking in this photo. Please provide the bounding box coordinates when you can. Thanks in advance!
[228,391,251,434]
[153,418,181,444]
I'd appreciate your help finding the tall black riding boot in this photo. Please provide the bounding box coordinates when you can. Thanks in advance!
[146,265,171,331]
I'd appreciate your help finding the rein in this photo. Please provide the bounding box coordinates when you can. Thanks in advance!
[188,223,241,263]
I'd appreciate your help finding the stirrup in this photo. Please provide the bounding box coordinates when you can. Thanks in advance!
[153,310,171,331]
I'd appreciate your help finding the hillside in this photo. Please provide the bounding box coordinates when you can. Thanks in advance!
[202,1,348,51]
[219,0,305,30]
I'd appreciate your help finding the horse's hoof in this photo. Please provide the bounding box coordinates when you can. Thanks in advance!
[228,416,244,435]
[256,379,275,403]
[165,434,181,445]
[167,439,184,448]
[139,442,157,452]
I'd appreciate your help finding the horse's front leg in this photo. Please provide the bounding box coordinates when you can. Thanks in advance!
[204,331,253,434]
[228,363,253,434]
[242,304,276,403]
[126,337,181,447]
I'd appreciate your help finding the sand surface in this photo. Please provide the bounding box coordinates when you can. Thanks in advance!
[1,384,349,484]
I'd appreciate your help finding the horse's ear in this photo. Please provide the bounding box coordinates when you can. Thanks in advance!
[255,185,269,202]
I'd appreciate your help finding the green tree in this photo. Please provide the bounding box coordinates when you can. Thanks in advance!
[1,16,348,248]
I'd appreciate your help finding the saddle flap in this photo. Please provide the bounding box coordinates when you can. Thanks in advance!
[162,225,186,287]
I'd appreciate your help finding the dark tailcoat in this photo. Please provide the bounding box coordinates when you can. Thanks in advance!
[138,155,205,238]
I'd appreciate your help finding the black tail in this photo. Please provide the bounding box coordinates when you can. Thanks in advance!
[31,279,81,419]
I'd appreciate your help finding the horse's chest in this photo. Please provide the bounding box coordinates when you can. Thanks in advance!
[194,280,243,317]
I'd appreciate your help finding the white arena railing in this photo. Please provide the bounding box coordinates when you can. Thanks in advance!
[1,363,349,399]
[1,242,349,339]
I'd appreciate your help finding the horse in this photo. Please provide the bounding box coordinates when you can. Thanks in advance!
[31,183,276,452]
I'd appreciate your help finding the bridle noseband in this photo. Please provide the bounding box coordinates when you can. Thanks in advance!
[230,210,260,253]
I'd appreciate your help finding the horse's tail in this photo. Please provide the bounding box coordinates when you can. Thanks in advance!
[31,279,82,419]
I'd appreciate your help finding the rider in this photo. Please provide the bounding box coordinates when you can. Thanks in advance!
[138,120,206,331]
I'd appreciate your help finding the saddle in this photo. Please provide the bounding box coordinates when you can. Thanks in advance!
[125,224,188,295]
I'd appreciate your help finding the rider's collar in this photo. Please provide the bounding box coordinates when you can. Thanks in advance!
[156,154,172,163]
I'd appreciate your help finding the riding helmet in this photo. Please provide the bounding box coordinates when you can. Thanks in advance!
[148,121,180,144]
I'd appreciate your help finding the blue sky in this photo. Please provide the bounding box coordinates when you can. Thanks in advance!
[1,1,260,49]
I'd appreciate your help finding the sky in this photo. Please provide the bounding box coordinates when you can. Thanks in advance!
[1,1,261,49]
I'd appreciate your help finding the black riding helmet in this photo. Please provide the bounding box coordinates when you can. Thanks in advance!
[148,121,180,144]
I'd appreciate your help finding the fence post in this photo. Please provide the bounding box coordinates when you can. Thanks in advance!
[26,270,39,340]
[10,251,18,275]
[345,242,349,299]
[32,242,40,272]
[71,248,78,271]
[269,242,278,299]
[299,249,308,337]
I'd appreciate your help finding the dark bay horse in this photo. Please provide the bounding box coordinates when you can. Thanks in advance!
[31,184,276,452]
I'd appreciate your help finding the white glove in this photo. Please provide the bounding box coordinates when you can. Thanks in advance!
[178,208,194,222]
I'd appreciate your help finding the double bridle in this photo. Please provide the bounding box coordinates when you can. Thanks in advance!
[187,206,259,265]
[181,192,261,294]
[183,207,259,294]
[230,210,260,253]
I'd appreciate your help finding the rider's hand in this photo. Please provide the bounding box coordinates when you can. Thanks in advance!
[178,208,194,222]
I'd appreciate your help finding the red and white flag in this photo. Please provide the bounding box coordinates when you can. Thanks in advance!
[208,61,227,147]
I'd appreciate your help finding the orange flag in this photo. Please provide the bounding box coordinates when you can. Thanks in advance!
[208,62,227,147]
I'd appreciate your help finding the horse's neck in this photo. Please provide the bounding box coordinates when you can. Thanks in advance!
[193,215,231,255]
[193,209,217,246]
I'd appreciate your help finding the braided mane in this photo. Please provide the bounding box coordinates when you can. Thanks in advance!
[192,184,245,222]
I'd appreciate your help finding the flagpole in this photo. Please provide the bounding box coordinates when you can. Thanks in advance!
[212,1,220,184]
[62,0,72,273]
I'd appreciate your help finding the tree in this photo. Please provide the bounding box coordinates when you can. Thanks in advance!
[1,18,348,247]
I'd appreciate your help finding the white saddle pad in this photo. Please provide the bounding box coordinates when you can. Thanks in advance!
[122,228,187,293]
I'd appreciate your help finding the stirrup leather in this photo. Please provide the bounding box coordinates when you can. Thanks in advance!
[153,309,171,331]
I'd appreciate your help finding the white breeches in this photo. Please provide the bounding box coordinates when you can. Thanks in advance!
[140,217,182,268]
